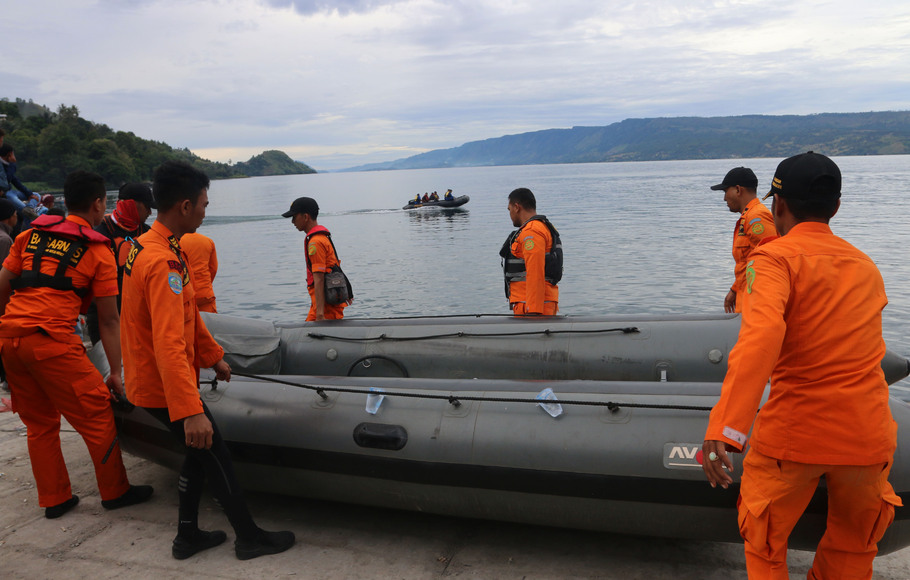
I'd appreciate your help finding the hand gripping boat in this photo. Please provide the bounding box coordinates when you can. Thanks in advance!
[113,313,910,553]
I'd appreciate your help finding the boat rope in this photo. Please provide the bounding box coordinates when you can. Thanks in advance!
[307,326,640,342]
[204,371,713,412]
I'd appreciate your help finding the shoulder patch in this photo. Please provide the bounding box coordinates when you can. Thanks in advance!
[167,271,183,294]
[307,243,317,256]
[748,217,762,225]
[751,223,765,235]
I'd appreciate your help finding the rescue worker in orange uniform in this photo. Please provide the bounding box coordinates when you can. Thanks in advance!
[702,152,900,579]
[121,161,295,560]
[710,167,777,313]
[85,182,155,376]
[283,196,347,321]
[180,232,218,313]
[0,170,152,519]
[500,187,562,315]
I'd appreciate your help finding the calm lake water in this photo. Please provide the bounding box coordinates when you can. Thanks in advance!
[192,155,910,386]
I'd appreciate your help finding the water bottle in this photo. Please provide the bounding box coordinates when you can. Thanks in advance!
[536,387,563,418]
[365,387,385,414]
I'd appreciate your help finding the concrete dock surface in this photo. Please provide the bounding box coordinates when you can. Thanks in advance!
[2,409,910,580]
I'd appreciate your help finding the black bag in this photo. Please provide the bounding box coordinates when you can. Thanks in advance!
[324,264,353,305]
[306,231,354,305]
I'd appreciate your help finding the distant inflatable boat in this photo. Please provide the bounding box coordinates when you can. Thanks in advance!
[113,313,910,553]
[403,195,469,210]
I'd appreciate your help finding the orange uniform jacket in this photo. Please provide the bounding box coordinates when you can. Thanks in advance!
[706,222,897,465]
[180,232,218,312]
[731,199,776,300]
[121,221,224,421]
[306,228,345,320]
[508,218,558,314]
[0,215,119,342]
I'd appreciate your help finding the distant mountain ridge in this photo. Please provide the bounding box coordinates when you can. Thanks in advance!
[346,112,910,172]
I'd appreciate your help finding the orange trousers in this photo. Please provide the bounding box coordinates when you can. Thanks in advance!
[738,448,900,579]
[511,301,558,316]
[1,333,130,507]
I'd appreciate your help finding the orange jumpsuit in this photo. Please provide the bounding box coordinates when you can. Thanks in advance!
[705,222,900,579]
[305,227,345,321]
[731,198,776,312]
[180,232,218,313]
[507,218,558,315]
[0,215,130,507]
[120,221,224,421]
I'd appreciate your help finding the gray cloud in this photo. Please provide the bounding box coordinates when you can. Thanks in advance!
[4,0,909,171]
[262,0,407,16]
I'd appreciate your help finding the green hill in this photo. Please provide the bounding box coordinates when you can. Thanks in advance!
[347,111,910,171]
[0,98,316,189]
[233,150,314,176]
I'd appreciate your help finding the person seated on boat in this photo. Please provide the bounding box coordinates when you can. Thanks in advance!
[444,189,454,201]
[429,191,439,201]
[422,193,430,202]
[412,194,421,204]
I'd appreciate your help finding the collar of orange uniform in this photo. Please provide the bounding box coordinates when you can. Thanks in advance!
[786,221,833,237]
[149,220,184,253]
[741,197,762,214]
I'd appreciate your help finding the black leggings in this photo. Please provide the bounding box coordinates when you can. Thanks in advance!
[144,402,257,539]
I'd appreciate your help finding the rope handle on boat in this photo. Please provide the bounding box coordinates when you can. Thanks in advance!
[200,371,713,412]
[306,326,639,341]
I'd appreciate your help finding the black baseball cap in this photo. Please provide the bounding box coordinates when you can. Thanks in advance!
[763,151,841,200]
[710,167,758,191]
[119,182,157,209]
[282,196,319,218]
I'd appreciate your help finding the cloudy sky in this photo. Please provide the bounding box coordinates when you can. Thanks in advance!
[5,0,909,171]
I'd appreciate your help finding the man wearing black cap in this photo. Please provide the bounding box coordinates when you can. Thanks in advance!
[703,153,898,578]
[710,167,777,313]
[283,197,348,321]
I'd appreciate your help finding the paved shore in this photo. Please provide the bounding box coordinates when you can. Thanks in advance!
[2,409,909,579]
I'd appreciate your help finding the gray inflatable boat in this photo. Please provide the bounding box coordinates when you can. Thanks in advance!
[113,313,910,553]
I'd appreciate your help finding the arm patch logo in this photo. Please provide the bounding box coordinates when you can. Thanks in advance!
[751,223,765,235]
[168,272,183,294]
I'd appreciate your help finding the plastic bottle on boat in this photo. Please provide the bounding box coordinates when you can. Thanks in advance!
[365,388,385,414]
[536,387,563,418]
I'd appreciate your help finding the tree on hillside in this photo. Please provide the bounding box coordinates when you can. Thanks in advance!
[0,99,317,188]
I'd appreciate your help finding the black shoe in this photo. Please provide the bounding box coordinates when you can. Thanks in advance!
[45,495,79,519]
[172,529,228,560]
[235,529,296,560]
[101,484,154,510]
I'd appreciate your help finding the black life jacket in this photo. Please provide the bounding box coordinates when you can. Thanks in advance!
[499,215,563,299]
[99,215,147,294]
[9,215,110,308]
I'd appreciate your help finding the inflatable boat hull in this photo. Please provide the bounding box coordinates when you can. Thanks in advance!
[114,374,910,553]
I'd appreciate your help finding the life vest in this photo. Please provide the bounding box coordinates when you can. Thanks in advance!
[304,226,333,287]
[9,215,110,308]
[499,215,563,299]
